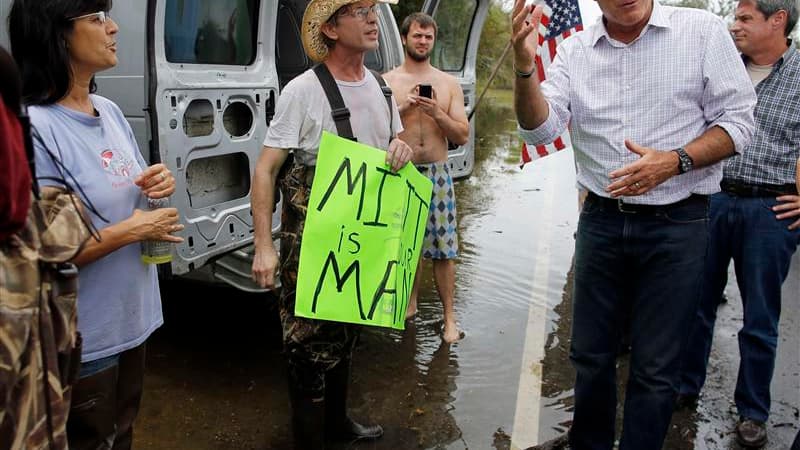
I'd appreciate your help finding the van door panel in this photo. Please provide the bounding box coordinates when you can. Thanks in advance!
[149,0,280,276]
[422,0,489,179]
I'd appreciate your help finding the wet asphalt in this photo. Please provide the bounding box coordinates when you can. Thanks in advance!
[134,98,800,450]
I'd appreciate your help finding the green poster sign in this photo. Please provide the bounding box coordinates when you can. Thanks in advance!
[295,132,433,330]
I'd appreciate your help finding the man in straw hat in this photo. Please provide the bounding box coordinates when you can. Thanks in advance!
[250,0,409,448]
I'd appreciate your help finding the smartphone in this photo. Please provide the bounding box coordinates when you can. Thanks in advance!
[418,83,432,99]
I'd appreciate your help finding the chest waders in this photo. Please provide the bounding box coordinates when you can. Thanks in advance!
[281,64,392,450]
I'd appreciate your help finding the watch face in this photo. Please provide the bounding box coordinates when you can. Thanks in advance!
[677,148,692,173]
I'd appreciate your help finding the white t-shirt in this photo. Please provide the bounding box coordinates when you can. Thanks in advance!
[264,67,403,165]
[746,61,773,86]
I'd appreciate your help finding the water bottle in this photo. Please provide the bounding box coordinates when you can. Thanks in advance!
[141,196,173,265]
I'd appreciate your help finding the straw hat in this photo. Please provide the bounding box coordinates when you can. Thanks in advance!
[302,0,398,62]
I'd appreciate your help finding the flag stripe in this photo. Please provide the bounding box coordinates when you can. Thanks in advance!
[521,0,583,167]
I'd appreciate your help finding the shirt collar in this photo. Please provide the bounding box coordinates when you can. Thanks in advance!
[742,43,797,72]
[589,0,671,46]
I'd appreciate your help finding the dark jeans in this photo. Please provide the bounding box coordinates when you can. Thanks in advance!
[569,193,709,450]
[679,192,799,422]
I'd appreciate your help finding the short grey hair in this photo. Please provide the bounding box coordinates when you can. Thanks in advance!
[745,0,799,36]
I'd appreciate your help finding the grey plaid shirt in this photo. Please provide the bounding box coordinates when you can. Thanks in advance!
[724,46,800,186]
[520,1,757,205]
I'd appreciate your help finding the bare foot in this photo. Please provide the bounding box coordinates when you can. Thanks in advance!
[442,321,464,343]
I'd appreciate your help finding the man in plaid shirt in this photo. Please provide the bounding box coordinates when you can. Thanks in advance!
[677,0,800,447]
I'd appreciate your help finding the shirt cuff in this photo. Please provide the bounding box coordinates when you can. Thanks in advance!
[517,114,561,146]
[712,121,749,156]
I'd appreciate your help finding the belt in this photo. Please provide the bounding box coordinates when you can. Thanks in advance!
[720,179,797,197]
[586,192,708,214]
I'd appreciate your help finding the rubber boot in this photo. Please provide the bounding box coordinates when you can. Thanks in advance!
[288,376,326,450]
[67,364,118,450]
[324,359,383,441]
[112,345,146,450]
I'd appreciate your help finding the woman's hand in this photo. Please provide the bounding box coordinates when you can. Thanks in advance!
[135,163,175,199]
[129,207,184,242]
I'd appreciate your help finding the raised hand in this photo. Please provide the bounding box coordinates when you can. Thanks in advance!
[511,0,544,74]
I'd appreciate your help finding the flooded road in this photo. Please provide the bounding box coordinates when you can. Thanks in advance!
[135,97,800,450]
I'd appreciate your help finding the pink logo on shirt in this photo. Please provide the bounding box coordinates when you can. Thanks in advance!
[100,149,134,178]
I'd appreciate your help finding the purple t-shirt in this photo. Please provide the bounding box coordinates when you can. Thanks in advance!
[30,95,163,362]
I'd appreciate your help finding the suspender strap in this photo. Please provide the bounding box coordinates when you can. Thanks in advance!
[312,64,396,142]
[369,69,395,140]
[313,63,356,141]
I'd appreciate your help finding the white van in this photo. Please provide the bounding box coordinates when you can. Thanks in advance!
[0,0,488,292]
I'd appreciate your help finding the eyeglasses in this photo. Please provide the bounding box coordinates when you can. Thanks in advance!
[68,11,111,24]
[339,5,377,21]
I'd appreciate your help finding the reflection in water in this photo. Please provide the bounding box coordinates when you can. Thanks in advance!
[347,321,463,449]
[539,264,576,437]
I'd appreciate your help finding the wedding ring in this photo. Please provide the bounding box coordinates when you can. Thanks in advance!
[634,182,641,189]
[160,172,167,182]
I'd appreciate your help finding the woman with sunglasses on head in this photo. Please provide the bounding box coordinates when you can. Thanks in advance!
[8,1,184,448]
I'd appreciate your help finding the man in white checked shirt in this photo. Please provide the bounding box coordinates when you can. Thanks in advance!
[510,0,757,447]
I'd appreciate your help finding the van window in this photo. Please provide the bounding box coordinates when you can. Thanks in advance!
[164,0,260,65]
[431,0,477,72]
[276,0,310,88]
[365,49,382,72]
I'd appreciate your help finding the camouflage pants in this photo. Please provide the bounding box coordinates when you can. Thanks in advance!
[277,162,359,398]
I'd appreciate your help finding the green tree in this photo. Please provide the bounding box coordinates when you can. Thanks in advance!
[390,0,425,25]
[663,0,799,44]
[476,2,513,90]
[662,0,736,22]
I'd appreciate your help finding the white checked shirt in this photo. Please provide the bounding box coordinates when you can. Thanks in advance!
[520,1,757,205]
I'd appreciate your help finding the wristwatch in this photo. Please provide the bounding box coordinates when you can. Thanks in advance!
[673,147,694,174]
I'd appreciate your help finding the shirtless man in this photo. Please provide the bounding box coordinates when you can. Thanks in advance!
[384,12,469,343]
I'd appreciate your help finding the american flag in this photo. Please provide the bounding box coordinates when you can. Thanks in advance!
[521,0,583,167]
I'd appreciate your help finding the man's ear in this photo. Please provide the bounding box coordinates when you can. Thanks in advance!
[772,9,788,31]
[321,22,338,42]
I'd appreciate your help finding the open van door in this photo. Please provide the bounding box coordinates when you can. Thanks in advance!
[144,0,280,291]
[421,0,489,179]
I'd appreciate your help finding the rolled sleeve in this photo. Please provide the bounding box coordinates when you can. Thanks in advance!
[518,48,572,146]
[701,16,756,154]
[518,106,563,146]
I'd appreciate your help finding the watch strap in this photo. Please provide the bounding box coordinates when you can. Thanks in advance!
[513,64,535,79]
[673,147,693,174]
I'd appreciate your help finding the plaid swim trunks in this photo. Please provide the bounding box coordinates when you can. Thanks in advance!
[416,161,458,260]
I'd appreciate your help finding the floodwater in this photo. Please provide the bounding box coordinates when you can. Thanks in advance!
[135,96,800,450]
